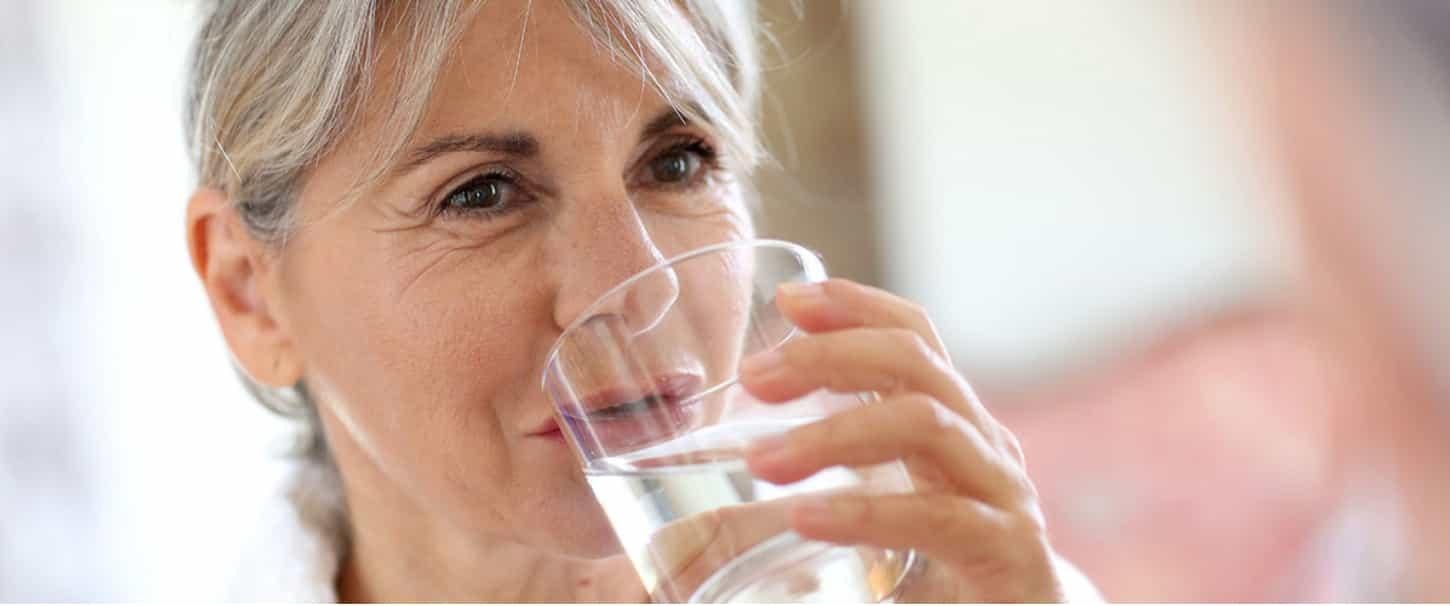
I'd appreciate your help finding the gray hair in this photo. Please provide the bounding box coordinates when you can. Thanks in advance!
[185,0,763,457]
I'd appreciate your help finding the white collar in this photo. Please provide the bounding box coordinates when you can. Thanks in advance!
[226,457,347,602]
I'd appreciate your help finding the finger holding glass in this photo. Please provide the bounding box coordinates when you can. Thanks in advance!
[542,240,920,603]
[740,279,1071,603]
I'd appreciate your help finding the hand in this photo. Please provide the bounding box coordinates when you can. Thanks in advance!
[739,278,1074,602]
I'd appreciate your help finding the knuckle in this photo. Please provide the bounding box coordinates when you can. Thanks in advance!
[987,511,1050,585]
[902,300,932,326]
[897,394,942,426]
[886,328,931,361]
[862,366,902,395]
[895,395,958,453]
[1008,505,1049,545]
[974,412,1024,462]
[1002,430,1027,465]
[1011,470,1042,504]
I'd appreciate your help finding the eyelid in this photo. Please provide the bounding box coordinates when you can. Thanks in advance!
[648,132,714,156]
[432,165,536,219]
[633,127,714,163]
[630,134,720,189]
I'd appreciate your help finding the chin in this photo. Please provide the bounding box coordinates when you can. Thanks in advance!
[562,523,627,560]
[521,481,625,559]
[530,513,624,560]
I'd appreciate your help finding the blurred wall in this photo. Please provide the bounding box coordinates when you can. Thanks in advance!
[0,1,103,599]
[10,1,297,599]
[753,1,882,286]
[850,0,1294,387]
[752,2,1335,600]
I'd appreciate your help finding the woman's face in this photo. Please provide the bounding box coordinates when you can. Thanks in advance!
[268,0,752,556]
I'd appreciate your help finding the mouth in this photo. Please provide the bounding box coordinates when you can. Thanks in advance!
[528,372,705,439]
[579,373,704,419]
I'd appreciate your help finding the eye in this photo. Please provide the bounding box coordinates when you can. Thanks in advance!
[639,137,718,188]
[650,148,699,183]
[439,171,526,218]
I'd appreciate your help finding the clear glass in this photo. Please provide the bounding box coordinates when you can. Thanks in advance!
[541,239,917,603]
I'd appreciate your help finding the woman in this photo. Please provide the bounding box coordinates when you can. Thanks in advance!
[183,0,1095,601]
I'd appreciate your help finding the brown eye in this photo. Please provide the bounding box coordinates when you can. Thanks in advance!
[444,177,505,211]
[439,171,532,219]
[649,148,700,183]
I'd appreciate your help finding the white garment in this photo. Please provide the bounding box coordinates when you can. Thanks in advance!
[226,459,347,602]
[226,459,1101,602]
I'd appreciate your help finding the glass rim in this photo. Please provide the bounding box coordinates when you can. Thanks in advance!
[539,237,824,390]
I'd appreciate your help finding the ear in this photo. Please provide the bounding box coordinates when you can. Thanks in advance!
[186,187,304,387]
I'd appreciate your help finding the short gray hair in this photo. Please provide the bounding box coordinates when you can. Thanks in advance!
[185,0,763,457]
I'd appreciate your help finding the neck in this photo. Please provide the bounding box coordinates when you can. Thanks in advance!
[336,517,638,602]
[325,435,645,602]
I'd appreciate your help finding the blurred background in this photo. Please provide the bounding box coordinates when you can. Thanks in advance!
[2,0,1447,601]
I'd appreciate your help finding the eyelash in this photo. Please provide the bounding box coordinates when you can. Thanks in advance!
[432,135,723,220]
[435,167,529,220]
[645,135,721,189]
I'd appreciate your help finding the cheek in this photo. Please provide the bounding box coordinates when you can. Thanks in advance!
[280,230,554,484]
[707,255,756,360]
[649,195,757,375]
[646,184,756,257]
[664,248,756,390]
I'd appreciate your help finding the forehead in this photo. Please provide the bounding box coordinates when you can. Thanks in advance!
[403,0,670,146]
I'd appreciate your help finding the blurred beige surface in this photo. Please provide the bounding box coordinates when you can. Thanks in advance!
[753,1,881,286]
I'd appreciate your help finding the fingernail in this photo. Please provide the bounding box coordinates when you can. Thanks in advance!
[740,349,784,379]
[746,433,789,460]
[779,281,828,305]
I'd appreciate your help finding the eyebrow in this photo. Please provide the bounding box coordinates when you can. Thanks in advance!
[395,132,539,175]
[394,104,706,176]
[639,106,693,141]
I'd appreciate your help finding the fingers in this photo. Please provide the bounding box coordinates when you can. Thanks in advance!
[786,493,1060,602]
[740,325,995,439]
[741,326,962,406]
[745,393,1025,507]
[732,280,1059,601]
[646,497,796,601]
[750,278,1022,463]
[777,279,951,361]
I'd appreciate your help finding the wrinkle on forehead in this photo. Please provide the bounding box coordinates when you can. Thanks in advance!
[569,76,655,142]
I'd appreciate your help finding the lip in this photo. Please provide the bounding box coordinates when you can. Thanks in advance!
[526,372,704,438]
[532,427,565,441]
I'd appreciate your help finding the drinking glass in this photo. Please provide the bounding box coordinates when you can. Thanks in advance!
[542,239,918,603]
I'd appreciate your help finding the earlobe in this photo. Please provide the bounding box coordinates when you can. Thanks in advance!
[186,187,304,387]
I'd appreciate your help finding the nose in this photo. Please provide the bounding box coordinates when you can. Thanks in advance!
[551,199,680,336]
